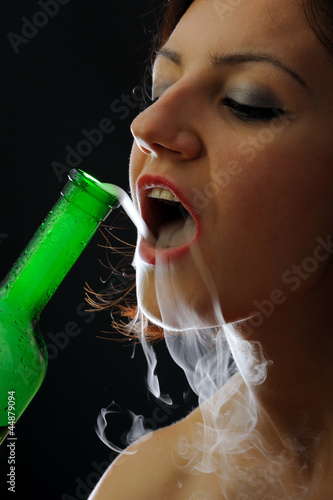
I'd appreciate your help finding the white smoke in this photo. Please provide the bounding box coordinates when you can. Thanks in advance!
[95,402,151,454]
[95,192,311,498]
[133,219,311,499]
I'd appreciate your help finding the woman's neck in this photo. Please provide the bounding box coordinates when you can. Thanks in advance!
[238,274,333,485]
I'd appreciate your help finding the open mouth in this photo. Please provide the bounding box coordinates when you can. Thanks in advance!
[144,187,197,249]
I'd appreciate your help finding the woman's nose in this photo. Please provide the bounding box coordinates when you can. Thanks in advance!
[131,87,202,160]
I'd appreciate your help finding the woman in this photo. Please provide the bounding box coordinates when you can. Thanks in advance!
[90,0,333,498]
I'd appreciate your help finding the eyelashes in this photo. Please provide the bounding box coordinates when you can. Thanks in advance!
[147,95,285,123]
[222,97,285,123]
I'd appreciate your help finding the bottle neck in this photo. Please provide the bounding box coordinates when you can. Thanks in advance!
[0,170,119,322]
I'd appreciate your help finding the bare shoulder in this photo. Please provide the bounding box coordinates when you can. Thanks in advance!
[88,376,245,499]
[88,417,192,500]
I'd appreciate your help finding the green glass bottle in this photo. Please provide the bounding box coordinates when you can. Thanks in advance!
[0,169,119,445]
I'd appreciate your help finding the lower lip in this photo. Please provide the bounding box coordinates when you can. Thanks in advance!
[138,231,200,266]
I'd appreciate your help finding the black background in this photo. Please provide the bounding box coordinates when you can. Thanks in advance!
[1,1,197,498]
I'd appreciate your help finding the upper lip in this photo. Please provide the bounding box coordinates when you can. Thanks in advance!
[136,174,200,240]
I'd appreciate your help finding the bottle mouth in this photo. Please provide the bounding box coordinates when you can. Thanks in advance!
[60,169,120,222]
[68,169,120,209]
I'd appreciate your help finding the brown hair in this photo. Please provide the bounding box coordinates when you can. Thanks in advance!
[303,0,333,59]
[89,0,333,341]
[85,223,164,342]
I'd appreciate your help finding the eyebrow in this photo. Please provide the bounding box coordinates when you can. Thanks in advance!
[155,47,308,89]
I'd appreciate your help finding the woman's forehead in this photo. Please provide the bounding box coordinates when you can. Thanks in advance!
[169,0,312,52]
[162,0,332,94]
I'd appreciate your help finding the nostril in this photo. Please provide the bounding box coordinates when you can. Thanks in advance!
[175,131,201,160]
[134,137,154,156]
[131,100,202,160]
[141,146,151,155]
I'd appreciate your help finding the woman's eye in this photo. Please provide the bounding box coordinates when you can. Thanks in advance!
[222,97,284,123]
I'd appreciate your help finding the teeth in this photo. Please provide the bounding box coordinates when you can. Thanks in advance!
[147,187,180,203]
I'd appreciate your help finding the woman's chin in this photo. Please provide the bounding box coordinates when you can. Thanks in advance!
[138,300,165,329]
[138,292,223,332]
[136,264,232,331]
[138,297,184,332]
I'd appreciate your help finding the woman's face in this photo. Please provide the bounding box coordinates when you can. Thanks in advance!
[129,0,333,328]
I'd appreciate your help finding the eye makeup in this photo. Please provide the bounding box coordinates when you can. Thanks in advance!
[224,84,283,109]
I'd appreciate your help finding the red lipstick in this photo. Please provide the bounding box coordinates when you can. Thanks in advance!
[136,174,201,265]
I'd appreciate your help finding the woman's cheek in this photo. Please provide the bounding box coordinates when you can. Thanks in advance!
[129,142,142,201]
